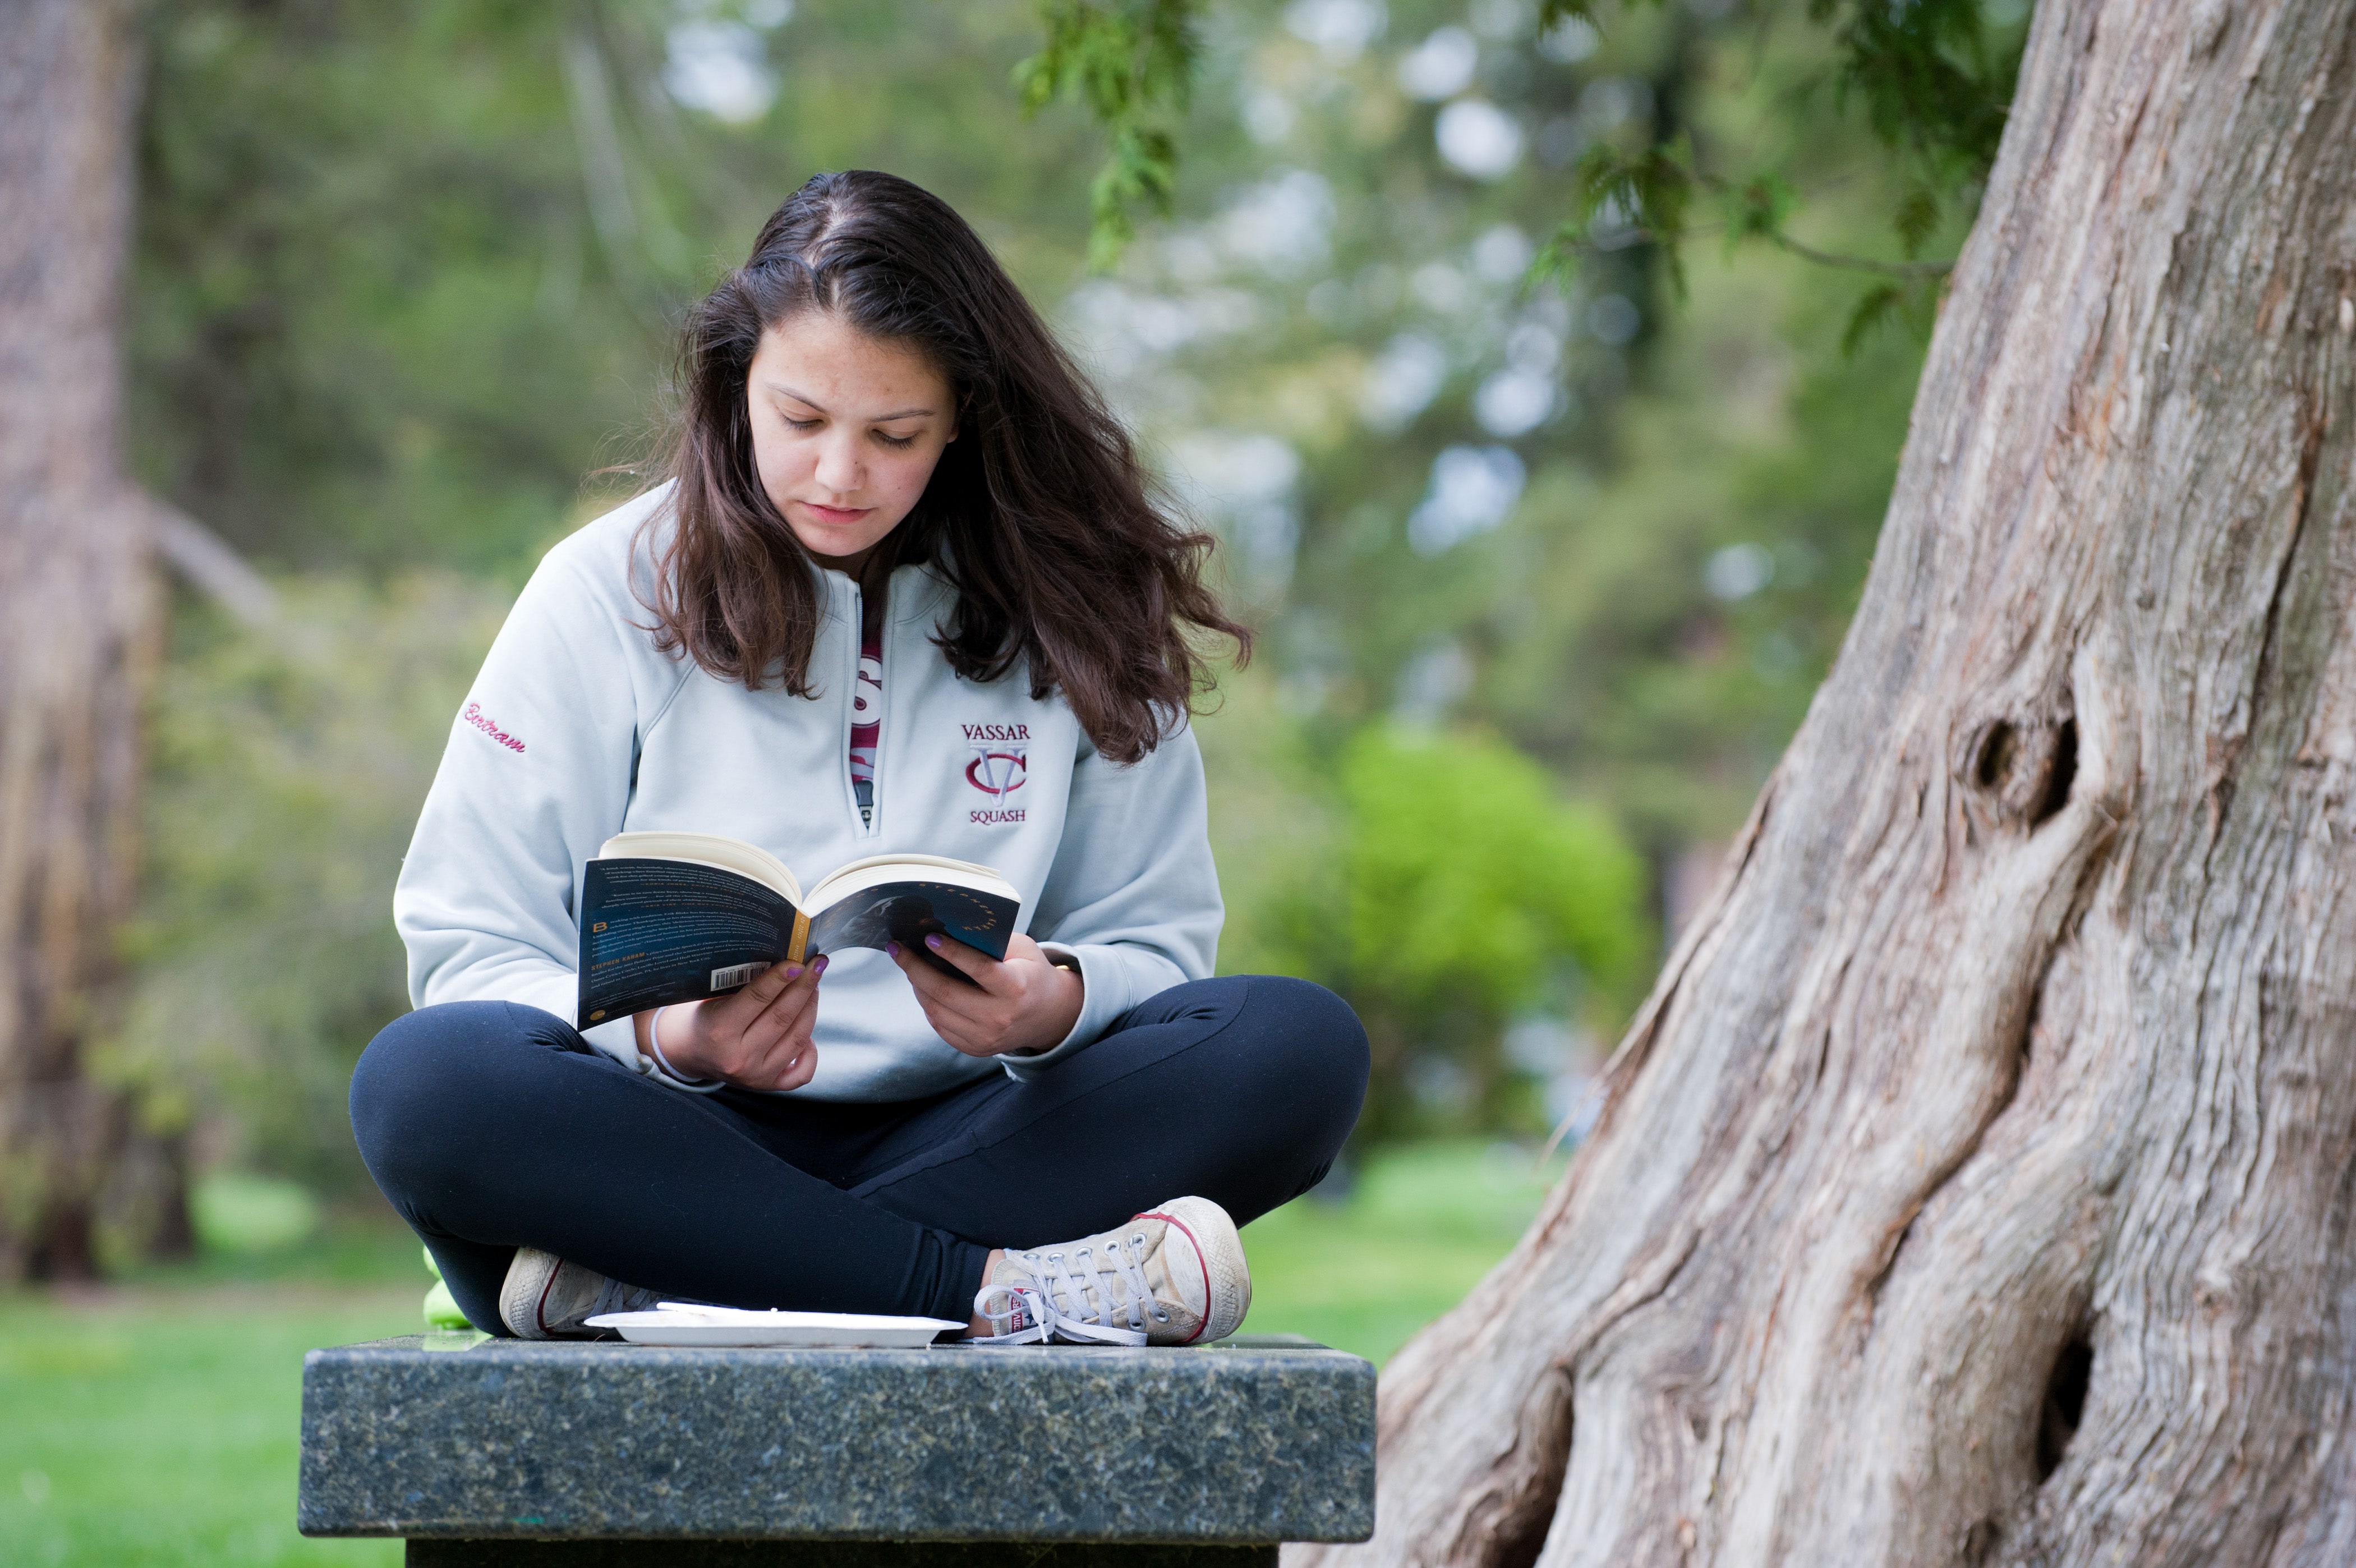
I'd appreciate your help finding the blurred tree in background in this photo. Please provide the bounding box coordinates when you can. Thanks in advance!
[90,0,2012,1252]
[1,0,158,1282]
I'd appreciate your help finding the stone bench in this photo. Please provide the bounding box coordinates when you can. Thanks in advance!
[298,1332,1375,1565]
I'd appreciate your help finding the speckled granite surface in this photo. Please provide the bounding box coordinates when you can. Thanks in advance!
[403,1542,1276,1565]
[299,1333,1373,1545]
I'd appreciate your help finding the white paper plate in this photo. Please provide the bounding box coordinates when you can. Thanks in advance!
[583,1302,965,1348]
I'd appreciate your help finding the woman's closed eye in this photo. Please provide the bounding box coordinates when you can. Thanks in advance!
[781,414,916,449]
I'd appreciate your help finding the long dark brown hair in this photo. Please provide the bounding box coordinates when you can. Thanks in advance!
[643,169,1249,765]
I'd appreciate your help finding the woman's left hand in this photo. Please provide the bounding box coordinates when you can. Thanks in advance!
[889,932,1083,1057]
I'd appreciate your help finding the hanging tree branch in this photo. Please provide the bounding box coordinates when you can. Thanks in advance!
[1526,0,2014,346]
[1769,233,1954,279]
[1014,0,1203,270]
[1533,140,1959,351]
[1020,0,2022,319]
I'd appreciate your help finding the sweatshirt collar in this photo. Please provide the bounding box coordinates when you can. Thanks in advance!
[809,558,956,629]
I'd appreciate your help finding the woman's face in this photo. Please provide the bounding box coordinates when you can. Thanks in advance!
[744,311,958,564]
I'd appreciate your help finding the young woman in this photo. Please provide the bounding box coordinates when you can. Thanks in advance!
[351,169,1369,1344]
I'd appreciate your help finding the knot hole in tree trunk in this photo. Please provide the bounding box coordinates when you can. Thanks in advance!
[1970,717,2078,829]
[2035,1330,2093,1481]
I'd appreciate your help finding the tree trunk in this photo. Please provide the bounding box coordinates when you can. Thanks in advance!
[0,0,155,1282]
[1304,2,2356,1563]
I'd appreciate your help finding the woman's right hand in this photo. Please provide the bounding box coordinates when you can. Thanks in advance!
[637,957,826,1090]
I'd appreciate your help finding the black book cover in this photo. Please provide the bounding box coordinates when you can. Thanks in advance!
[805,880,1018,978]
[576,858,799,1026]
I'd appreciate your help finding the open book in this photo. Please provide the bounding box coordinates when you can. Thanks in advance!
[575,831,1020,1027]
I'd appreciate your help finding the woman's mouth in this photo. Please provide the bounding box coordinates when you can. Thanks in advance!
[800,502,872,526]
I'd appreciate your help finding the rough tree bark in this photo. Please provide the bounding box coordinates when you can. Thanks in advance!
[0,0,157,1281]
[1302,2,2356,1563]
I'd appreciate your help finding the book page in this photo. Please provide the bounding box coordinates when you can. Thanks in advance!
[805,853,1015,912]
[597,831,803,903]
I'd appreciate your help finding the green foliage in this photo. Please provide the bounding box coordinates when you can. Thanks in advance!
[102,577,507,1194]
[188,1173,319,1256]
[1016,0,1202,268]
[1337,727,1645,1022]
[1481,208,1931,858]
[1722,169,1800,254]
[1217,713,1650,1143]
[1535,138,1698,298]
[133,3,643,573]
[1813,0,2012,174]
[1839,279,1906,354]
[132,0,1105,574]
[1892,183,1944,259]
[1517,0,2028,341]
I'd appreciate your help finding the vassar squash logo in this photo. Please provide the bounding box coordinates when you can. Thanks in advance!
[961,722,1028,822]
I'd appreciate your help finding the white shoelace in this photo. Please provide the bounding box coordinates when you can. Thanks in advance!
[970,1230,1172,1346]
[587,1271,659,1321]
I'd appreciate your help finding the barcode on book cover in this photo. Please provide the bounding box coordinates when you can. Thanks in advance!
[710,962,763,991]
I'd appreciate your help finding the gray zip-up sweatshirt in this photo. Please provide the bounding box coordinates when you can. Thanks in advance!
[393,486,1223,1101]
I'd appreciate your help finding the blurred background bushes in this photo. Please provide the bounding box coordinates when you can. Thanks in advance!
[100,0,1957,1239]
[98,577,507,1242]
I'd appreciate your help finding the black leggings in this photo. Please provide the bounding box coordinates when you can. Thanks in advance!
[350,975,1369,1332]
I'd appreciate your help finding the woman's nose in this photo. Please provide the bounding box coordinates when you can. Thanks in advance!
[812,435,863,496]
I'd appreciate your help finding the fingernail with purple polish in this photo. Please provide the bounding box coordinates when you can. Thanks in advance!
[813,954,829,973]
[926,934,944,950]
[784,965,803,981]
[885,941,900,957]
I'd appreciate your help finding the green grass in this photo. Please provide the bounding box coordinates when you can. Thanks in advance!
[1242,1139,1558,1364]
[0,1289,413,1567]
[0,1141,1558,1567]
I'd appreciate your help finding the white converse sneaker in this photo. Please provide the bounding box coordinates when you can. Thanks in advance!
[972,1195,1251,1346]
[498,1247,658,1340]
